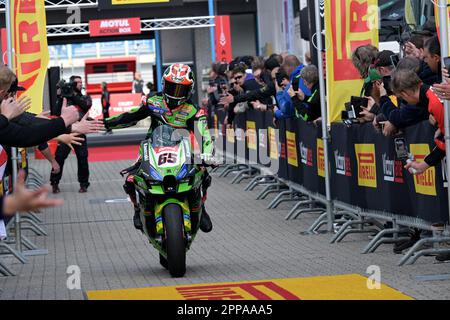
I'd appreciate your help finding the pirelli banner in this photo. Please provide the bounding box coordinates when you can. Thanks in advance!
[210,106,449,223]
[330,122,448,223]
[325,0,379,123]
[9,0,49,115]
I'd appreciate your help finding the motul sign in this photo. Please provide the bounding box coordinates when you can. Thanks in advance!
[89,18,141,37]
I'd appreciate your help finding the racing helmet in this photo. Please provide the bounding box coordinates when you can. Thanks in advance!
[161,63,195,110]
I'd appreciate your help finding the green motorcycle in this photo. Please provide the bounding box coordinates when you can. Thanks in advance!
[132,124,205,277]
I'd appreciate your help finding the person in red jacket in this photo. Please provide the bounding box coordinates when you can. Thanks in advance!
[388,69,446,174]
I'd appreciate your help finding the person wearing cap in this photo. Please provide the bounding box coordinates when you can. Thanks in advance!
[359,51,399,129]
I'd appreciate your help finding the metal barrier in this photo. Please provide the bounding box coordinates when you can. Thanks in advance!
[210,111,450,267]
[0,160,49,277]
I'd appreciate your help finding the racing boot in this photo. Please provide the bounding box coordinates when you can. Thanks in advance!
[199,204,213,233]
[133,207,144,232]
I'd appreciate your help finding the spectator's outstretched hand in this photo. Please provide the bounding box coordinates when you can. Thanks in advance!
[296,88,305,101]
[219,94,234,105]
[433,83,450,101]
[313,117,322,127]
[36,110,51,119]
[433,71,450,100]
[3,170,64,215]
[375,81,387,97]
[380,121,397,136]
[207,85,217,94]
[405,161,429,175]
[56,133,85,152]
[1,95,31,120]
[72,113,104,134]
[287,86,296,98]
[358,97,375,123]
[359,106,374,123]
[404,42,422,59]
[60,99,79,126]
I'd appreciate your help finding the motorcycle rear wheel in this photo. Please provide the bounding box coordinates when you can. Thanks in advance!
[163,204,186,277]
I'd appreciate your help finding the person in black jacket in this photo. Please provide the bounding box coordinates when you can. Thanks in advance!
[404,33,439,86]
[101,82,112,135]
[423,36,442,84]
[51,75,93,194]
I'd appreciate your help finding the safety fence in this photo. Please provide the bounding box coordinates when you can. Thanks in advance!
[211,107,450,266]
[0,149,49,277]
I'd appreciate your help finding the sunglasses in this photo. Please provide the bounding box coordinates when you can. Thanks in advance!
[234,75,243,81]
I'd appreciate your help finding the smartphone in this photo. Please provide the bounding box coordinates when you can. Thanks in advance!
[390,54,400,68]
[444,56,450,74]
[292,78,299,92]
[351,96,369,109]
[350,96,368,118]
[394,137,409,161]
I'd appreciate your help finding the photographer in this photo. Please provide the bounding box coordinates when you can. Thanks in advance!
[51,75,93,194]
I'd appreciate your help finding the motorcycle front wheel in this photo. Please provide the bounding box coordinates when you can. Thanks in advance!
[163,203,186,277]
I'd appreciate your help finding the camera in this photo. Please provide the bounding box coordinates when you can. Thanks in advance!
[218,78,228,94]
[275,71,289,87]
[341,97,368,124]
[57,79,77,98]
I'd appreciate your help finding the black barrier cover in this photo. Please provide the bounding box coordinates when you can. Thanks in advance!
[331,122,449,223]
[297,120,325,195]
[213,106,227,160]
[284,118,302,185]
[245,109,260,165]
[234,113,248,162]
[209,109,449,224]
[253,109,267,166]
[277,120,288,180]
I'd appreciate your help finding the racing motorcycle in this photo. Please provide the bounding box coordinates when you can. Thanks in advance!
[131,124,206,277]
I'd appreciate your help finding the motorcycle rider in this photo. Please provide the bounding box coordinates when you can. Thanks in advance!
[104,64,214,233]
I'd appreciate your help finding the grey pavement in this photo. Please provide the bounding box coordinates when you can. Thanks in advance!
[1,155,450,300]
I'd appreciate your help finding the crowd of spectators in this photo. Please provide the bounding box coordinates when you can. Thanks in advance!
[204,27,450,260]
[0,64,103,239]
[205,52,323,133]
